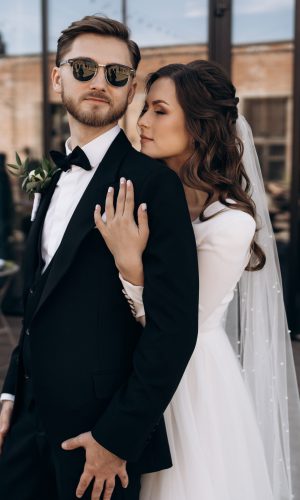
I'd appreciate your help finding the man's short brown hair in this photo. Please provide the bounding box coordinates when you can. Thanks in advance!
[56,15,141,70]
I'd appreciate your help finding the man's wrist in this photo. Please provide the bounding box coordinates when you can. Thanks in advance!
[0,393,15,403]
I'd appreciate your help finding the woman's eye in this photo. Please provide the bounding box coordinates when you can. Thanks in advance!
[155,110,166,115]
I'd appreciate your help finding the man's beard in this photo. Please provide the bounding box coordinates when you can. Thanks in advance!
[61,88,129,127]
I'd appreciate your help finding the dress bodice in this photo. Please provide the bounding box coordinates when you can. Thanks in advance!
[193,201,256,333]
[120,200,256,335]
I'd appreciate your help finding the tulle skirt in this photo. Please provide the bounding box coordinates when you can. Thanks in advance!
[140,328,274,500]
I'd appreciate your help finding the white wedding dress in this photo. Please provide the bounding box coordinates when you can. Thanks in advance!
[121,200,274,500]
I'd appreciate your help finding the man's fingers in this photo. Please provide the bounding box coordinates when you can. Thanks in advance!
[124,180,135,218]
[102,478,115,500]
[0,411,12,433]
[105,186,115,222]
[116,177,126,216]
[118,469,129,489]
[76,470,93,499]
[91,478,105,500]
[61,434,83,450]
[0,434,5,454]
[0,402,13,453]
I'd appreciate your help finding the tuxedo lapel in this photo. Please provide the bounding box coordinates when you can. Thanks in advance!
[23,170,62,295]
[32,130,132,320]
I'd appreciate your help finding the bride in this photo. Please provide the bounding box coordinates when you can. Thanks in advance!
[94,60,300,499]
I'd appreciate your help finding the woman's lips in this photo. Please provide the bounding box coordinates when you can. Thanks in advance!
[140,135,153,143]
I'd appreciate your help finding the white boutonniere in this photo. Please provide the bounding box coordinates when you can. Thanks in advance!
[7,153,59,221]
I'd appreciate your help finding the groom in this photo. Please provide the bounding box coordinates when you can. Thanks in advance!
[0,16,199,500]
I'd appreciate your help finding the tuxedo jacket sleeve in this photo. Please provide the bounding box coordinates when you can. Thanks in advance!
[1,345,19,395]
[92,165,199,461]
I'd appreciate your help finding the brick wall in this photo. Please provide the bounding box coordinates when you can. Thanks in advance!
[0,41,293,192]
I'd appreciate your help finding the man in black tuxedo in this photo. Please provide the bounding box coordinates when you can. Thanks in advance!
[0,16,198,500]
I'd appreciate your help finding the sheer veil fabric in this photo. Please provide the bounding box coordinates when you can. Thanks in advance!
[226,115,300,499]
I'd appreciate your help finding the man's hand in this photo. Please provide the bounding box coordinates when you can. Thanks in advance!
[0,400,14,453]
[62,431,128,500]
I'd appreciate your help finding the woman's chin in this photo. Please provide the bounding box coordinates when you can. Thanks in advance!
[140,143,159,159]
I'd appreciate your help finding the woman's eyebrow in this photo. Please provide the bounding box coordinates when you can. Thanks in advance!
[152,99,170,106]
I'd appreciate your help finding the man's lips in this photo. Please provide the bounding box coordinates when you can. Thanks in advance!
[84,97,110,104]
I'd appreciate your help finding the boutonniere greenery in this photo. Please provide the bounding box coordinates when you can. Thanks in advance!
[7,153,59,198]
[7,153,60,221]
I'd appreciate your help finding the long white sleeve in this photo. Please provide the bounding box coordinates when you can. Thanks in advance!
[119,206,256,332]
[119,274,146,326]
[196,208,256,327]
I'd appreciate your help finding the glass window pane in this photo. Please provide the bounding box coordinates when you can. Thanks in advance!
[233,0,294,44]
[48,1,122,53]
[128,0,208,48]
[0,1,43,204]
[232,0,295,308]
[126,0,208,147]
[244,98,287,138]
[0,1,41,55]
[269,160,286,181]
[269,144,286,156]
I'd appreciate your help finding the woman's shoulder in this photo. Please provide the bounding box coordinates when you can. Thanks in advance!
[193,200,256,248]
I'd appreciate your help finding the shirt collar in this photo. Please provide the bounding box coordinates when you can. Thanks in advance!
[65,124,121,169]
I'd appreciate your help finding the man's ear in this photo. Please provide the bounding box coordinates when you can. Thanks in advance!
[127,80,137,105]
[52,66,62,95]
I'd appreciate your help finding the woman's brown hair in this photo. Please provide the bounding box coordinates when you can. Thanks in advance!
[145,60,265,271]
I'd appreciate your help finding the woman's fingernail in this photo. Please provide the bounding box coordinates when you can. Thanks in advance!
[120,177,126,184]
[127,179,131,187]
[108,186,113,193]
[95,204,100,211]
[142,203,147,211]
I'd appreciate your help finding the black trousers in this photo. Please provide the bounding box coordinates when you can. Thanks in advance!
[0,382,141,500]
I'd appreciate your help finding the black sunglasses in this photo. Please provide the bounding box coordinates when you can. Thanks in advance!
[59,58,135,87]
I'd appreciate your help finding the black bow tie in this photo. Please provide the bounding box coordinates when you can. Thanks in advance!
[49,146,92,172]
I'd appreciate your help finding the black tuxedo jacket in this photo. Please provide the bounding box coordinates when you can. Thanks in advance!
[2,130,199,473]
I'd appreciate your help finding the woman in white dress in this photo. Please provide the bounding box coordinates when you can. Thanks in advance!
[94,60,300,500]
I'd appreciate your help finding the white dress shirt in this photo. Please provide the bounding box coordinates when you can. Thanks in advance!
[0,124,121,403]
[41,124,120,271]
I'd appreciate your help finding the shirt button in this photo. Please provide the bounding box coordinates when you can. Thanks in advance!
[24,374,30,380]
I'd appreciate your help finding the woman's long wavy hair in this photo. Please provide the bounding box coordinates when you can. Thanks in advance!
[145,60,265,271]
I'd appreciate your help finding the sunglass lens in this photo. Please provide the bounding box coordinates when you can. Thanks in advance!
[73,59,97,81]
[106,65,130,87]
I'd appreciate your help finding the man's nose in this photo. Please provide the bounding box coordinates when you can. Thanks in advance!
[89,67,107,90]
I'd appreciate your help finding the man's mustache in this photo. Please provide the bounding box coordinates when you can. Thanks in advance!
[81,92,111,104]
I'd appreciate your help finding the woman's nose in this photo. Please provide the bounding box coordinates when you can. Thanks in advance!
[138,112,149,129]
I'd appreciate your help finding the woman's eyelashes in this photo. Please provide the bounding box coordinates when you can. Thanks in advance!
[140,104,166,116]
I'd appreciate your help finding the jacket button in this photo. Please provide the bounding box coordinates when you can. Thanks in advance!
[25,329,30,336]
[24,374,30,380]
[29,288,34,295]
